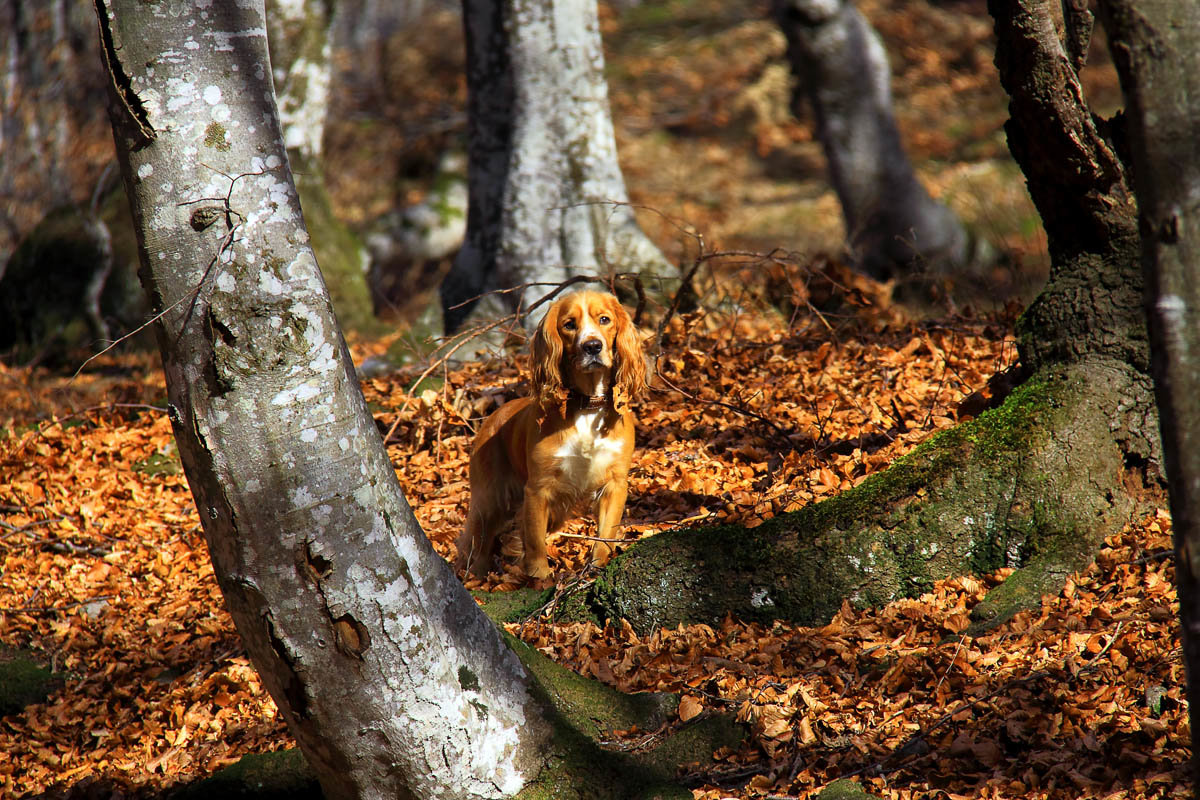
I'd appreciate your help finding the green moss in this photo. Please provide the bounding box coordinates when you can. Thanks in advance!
[0,647,56,715]
[204,122,231,151]
[474,587,554,624]
[457,665,481,692]
[584,363,1130,634]
[506,633,678,740]
[171,749,319,800]
[508,633,736,800]
[817,778,884,800]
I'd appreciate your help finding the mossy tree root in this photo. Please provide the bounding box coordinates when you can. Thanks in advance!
[579,359,1157,634]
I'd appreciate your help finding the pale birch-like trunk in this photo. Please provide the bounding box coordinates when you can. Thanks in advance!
[1099,0,1200,787]
[94,1,550,797]
[266,0,376,333]
[444,0,674,336]
[773,0,976,282]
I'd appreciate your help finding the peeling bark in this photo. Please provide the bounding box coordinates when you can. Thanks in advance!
[444,0,674,337]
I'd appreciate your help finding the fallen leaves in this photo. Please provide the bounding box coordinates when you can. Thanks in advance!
[0,299,1188,800]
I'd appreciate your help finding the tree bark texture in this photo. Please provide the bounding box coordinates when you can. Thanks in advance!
[773,0,973,282]
[444,0,673,335]
[95,2,551,797]
[265,0,376,334]
[989,0,1146,375]
[562,0,1164,636]
[1099,0,1200,789]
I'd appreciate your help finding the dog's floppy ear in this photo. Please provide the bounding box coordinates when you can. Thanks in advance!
[530,301,567,417]
[610,299,647,415]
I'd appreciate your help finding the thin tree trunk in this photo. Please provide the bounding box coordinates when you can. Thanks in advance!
[773,0,975,282]
[95,1,551,796]
[266,0,376,335]
[445,0,674,336]
[1099,1,1200,791]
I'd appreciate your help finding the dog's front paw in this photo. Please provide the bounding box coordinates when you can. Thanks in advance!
[524,557,553,580]
[589,541,615,566]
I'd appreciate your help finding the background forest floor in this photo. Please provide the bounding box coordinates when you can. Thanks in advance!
[1,0,1186,798]
[0,293,1189,799]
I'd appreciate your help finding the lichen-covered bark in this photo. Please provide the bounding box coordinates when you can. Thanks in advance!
[266,0,375,334]
[584,362,1153,633]
[97,2,550,797]
[445,0,674,336]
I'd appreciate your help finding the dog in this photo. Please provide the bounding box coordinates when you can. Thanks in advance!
[455,290,647,580]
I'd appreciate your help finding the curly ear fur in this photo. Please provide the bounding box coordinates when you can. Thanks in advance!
[529,302,566,417]
[610,299,647,415]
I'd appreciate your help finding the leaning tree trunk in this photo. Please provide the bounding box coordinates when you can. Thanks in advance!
[443,0,675,337]
[95,1,731,797]
[570,0,1161,635]
[773,0,976,282]
[1099,0,1200,787]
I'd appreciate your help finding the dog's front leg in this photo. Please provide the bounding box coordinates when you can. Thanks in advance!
[591,478,628,566]
[522,489,553,579]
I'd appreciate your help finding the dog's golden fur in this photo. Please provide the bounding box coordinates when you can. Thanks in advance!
[456,290,646,579]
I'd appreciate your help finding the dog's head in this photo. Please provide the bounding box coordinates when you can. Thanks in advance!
[530,290,646,416]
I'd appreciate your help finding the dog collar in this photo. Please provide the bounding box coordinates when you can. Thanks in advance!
[570,391,608,411]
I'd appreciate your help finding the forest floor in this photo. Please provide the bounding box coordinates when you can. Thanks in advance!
[1,0,1187,798]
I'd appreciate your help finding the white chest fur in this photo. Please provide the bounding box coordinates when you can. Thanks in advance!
[553,410,623,494]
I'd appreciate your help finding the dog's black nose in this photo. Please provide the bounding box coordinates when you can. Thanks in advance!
[582,338,603,357]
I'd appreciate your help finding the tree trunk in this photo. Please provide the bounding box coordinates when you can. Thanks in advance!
[564,0,1162,636]
[96,1,734,796]
[266,0,376,334]
[444,0,674,337]
[0,0,112,265]
[1098,0,1200,790]
[773,0,976,283]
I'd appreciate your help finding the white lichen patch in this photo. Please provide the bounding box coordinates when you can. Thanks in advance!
[290,486,316,507]
[257,268,286,295]
[750,587,775,608]
[166,77,199,112]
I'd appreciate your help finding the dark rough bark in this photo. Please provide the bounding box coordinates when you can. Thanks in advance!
[773,0,975,282]
[1099,0,1200,788]
[990,0,1145,374]
[564,0,1162,636]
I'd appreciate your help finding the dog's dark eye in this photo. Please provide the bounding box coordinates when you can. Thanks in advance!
[598,315,611,325]
[562,318,577,330]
